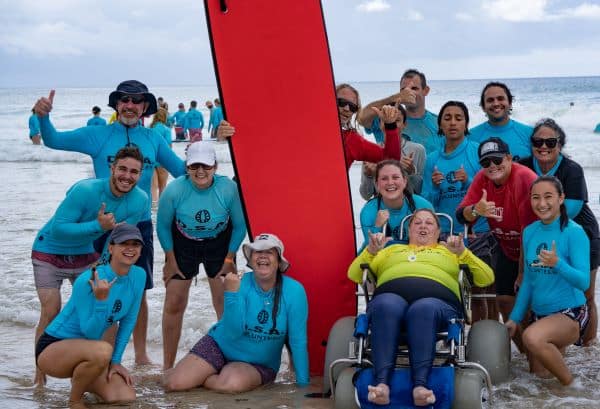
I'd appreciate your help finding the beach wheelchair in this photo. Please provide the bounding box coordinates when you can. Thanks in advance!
[323,213,510,409]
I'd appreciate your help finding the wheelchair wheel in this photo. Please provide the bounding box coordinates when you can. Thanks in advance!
[334,367,359,409]
[323,316,356,395]
[452,368,489,409]
[466,319,511,384]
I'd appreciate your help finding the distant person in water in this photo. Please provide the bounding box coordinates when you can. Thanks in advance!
[87,106,107,127]
[29,108,41,145]
[594,123,600,133]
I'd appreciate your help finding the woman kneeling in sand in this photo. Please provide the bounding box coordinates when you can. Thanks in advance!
[35,224,146,408]
[164,233,309,393]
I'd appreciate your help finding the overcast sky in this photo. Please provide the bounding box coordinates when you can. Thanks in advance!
[1,0,599,87]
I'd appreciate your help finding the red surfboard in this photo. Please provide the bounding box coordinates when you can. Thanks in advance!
[204,0,357,374]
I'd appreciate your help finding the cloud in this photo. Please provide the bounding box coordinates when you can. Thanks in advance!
[406,10,424,21]
[482,0,600,22]
[357,0,391,12]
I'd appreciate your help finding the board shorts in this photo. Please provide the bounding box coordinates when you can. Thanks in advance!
[530,304,589,346]
[171,221,232,279]
[32,251,98,289]
[175,126,186,141]
[35,332,63,364]
[188,128,202,142]
[190,335,276,385]
[492,248,519,297]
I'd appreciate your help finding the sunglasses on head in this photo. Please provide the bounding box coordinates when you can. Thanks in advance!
[119,94,145,104]
[187,163,214,171]
[479,156,504,168]
[531,137,558,149]
[337,98,359,113]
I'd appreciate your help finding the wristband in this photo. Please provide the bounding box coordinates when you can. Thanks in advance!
[470,205,479,218]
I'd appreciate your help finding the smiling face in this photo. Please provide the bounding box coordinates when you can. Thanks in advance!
[117,94,148,126]
[375,164,407,203]
[482,154,512,185]
[530,180,564,224]
[187,163,216,189]
[440,105,467,141]
[250,248,279,284]
[408,210,440,246]
[337,86,359,127]
[109,239,143,267]
[110,157,142,196]
[483,86,511,124]
[532,125,561,168]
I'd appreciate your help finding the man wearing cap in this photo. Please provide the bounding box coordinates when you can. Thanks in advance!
[32,146,149,384]
[456,137,537,346]
[170,102,188,141]
[33,80,187,365]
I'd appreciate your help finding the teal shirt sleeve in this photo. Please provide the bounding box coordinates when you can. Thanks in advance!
[29,114,41,136]
[360,199,382,250]
[219,290,246,339]
[39,115,102,156]
[564,198,584,219]
[51,182,104,239]
[553,227,590,291]
[111,267,145,364]
[286,280,310,385]
[70,270,112,340]
[227,181,247,252]
[155,132,186,177]
[156,179,178,252]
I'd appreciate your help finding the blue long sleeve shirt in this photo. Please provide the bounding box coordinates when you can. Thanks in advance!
[156,174,246,252]
[183,108,204,132]
[87,116,107,127]
[208,272,309,385]
[29,114,41,137]
[208,106,224,131]
[359,194,434,250]
[468,119,533,162]
[170,110,187,127]
[33,178,149,255]
[152,122,173,146]
[39,115,185,220]
[510,218,589,323]
[45,264,146,364]
[421,138,489,234]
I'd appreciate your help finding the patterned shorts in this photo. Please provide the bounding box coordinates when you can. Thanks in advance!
[190,335,276,384]
[531,304,589,346]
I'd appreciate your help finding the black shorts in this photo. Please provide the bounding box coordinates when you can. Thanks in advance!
[172,221,232,279]
[492,248,519,296]
[590,238,600,271]
[35,332,63,364]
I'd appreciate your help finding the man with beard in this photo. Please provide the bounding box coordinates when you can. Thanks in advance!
[31,146,149,385]
[358,68,442,154]
[33,80,187,366]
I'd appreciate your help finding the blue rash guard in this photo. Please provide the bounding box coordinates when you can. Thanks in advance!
[39,115,185,220]
[510,218,589,323]
[152,122,172,146]
[360,194,434,250]
[169,110,187,127]
[208,106,224,132]
[468,119,533,162]
[33,178,149,255]
[45,264,146,364]
[208,272,309,385]
[183,108,204,133]
[29,114,41,137]
[87,116,107,127]
[405,111,443,154]
[156,174,246,252]
[421,138,489,234]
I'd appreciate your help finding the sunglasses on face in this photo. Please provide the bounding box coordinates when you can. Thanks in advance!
[531,137,558,149]
[187,163,214,171]
[119,94,145,104]
[336,98,359,113]
[479,156,504,168]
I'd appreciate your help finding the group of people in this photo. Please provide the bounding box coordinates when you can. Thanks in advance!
[27,70,599,408]
[30,80,308,408]
[337,69,598,406]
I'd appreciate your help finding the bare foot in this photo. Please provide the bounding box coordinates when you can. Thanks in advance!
[367,383,390,405]
[33,369,47,387]
[135,354,153,366]
[68,400,89,409]
[413,386,436,407]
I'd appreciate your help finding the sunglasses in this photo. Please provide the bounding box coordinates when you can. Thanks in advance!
[187,163,214,171]
[337,98,359,113]
[119,94,145,104]
[479,156,504,168]
[531,137,558,149]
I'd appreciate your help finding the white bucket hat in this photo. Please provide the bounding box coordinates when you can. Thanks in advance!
[242,233,290,272]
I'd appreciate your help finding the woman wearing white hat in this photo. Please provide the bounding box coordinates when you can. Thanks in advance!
[163,233,309,393]
[157,142,247,369]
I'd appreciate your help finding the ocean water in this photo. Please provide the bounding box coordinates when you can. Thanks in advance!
[1,77,600,408]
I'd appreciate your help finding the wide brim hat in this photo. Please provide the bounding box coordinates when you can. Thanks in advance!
[108,80,158,116]
[242,233,290,272]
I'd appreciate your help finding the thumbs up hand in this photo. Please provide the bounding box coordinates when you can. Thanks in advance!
[454,164,468,182]
[97,203,116,231]
[474,189,502,221]
[431,165,444,186]
[34,90,55,117]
